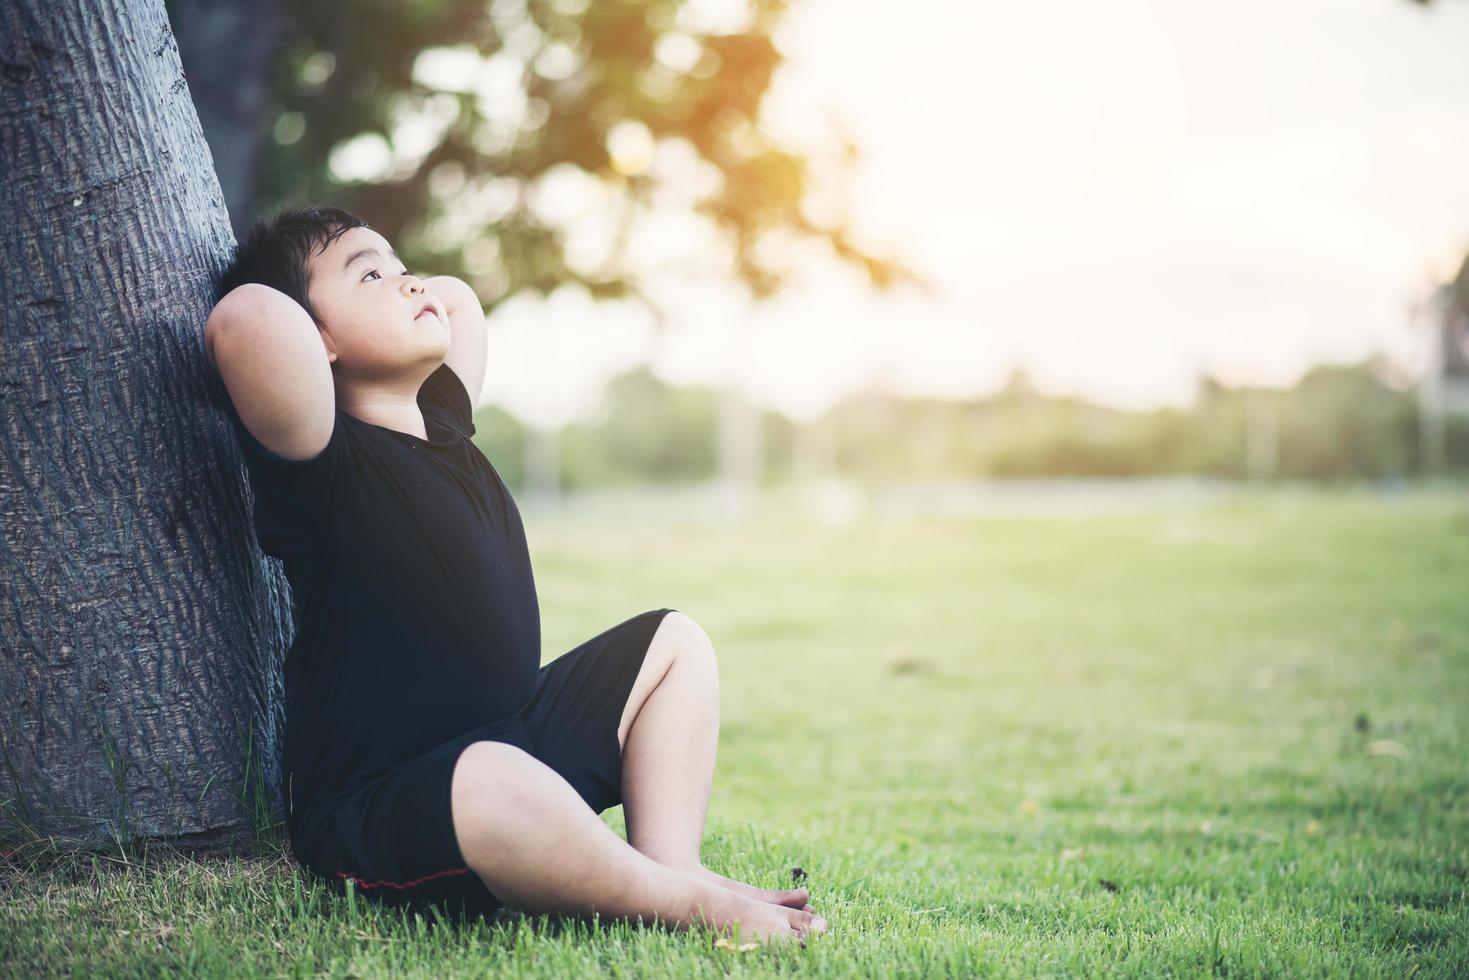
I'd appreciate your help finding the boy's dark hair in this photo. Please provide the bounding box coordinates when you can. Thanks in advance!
[215,204,370,327]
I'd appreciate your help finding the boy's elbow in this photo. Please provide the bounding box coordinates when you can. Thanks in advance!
[424,275,480,316]
[209,283,262,329]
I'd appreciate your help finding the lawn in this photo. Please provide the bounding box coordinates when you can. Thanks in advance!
[4,486,1467,977]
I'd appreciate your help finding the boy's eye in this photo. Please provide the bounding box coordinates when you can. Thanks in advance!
[361,268,413,282]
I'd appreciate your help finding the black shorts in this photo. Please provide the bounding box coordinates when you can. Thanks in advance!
[303,607,676,922]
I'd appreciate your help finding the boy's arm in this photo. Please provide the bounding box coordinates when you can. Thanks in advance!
[206,283,337,462]
[422,275,489,405]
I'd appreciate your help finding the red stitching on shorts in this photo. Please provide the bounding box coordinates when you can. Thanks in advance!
[337,867,470,890]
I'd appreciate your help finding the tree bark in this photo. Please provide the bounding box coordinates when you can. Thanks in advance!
[1,0,293,855]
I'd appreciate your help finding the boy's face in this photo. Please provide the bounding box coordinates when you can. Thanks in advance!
[304,226,449,378]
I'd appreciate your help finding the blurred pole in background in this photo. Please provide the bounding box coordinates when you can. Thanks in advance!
[523,424,562,512]
[717,383,759,521]
[795,412,837,481]
[1414,293,1446,476]
[1245,386,1280,481]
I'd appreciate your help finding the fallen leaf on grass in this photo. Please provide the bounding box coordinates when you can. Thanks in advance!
[1098,879,1120,892]
[1020,799,1040,815]
[1304,820,1322,835]
[1367,739,1407,759]
[1061,846,1086,862]
[888,654,928,675]
[714,937,761,952]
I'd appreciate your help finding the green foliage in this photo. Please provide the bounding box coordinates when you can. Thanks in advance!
[247,0,914,317]
[811,359,1454,484]
[1274,363,1419,480]
[559,366,719,489]
[470,402,529,486]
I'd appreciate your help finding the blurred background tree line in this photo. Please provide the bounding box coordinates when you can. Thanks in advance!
[167,0,1469,494]
[486,348,1468,491]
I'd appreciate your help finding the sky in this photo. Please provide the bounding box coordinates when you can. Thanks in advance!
[476,0,1469,427]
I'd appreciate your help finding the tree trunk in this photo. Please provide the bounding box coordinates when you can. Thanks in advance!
[171,0,284,239]
[1,0,292,855]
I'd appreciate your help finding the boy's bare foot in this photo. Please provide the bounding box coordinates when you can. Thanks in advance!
[679,861,811,909]
[692,886,828,946]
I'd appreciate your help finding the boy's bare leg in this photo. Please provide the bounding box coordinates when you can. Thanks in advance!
[617,612,813,911]
[450,740,827,944]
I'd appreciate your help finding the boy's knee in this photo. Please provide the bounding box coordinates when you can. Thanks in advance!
[452,740,534,808]
[657,610,717,667]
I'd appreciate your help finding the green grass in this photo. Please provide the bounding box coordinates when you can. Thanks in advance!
[4,486,1467,977]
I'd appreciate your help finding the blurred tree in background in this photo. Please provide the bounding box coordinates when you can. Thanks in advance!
[169,0,922,504]
[557,366,719,489]
[172,0,911,302]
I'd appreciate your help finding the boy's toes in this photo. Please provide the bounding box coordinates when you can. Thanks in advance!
[793,907,828,937]
[761,885,808,908]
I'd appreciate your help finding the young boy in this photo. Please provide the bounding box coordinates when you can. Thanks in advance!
[206,206,827,944]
